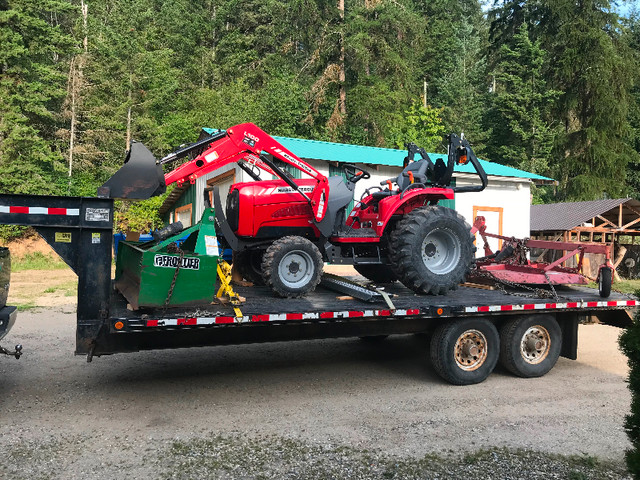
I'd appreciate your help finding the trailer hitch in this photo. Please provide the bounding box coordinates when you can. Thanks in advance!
[1,343,22,359]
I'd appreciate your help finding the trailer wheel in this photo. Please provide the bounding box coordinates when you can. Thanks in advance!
[262,236,323,298]
[599,266,612,298]
[234,249,265,285]
[430,318,499,385]
[389,206,475,295]
[499,314,562,378]
[353,264,397,283]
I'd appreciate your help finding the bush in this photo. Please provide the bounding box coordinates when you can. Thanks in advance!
[619,291,640,478]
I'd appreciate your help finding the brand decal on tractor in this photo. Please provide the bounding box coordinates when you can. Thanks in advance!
[154,255,200,270]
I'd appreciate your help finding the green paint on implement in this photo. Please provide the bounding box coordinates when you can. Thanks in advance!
[114,208,219,309]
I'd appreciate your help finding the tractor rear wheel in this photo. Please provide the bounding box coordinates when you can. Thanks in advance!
[389,206,474,295]
[353,264,397,283]
[234,249,265,285]
[262,236,324,298]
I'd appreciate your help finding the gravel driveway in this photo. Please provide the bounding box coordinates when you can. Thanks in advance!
[0,307,632,479]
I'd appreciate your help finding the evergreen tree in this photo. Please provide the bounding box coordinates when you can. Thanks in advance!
[0,0,76,194]
[485,23,559,175]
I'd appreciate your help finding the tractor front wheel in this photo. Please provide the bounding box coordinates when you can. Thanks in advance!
[389,206,475,295]
[234,249,265,285]
[262,236,324,298]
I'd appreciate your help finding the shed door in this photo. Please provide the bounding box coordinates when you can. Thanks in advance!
[207,170,236,211]
[472,206,503,257]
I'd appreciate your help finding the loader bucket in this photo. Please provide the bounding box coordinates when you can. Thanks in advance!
[97,141,166,200]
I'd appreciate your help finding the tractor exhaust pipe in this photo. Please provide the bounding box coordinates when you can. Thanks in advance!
[97,141,166,200]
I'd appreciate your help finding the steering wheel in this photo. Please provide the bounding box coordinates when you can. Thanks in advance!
[342,164,371,183]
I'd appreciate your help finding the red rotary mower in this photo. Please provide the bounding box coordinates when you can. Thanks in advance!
[470,216,615,297]
[100,123,488,298]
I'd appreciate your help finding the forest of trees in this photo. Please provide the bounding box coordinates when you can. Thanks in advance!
[1,0,639,208]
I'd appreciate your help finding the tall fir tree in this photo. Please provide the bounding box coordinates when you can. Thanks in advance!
[485,22,559,175]
[0,0,76,194]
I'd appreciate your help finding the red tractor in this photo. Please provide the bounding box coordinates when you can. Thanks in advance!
[101,123,487,297]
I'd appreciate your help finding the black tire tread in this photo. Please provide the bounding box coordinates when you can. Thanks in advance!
[599,266,612,298]
[499,315,562,378]
[234,249,265,285]
[429,318,499,385]
[389,206,475,295]
[261,236,323,298]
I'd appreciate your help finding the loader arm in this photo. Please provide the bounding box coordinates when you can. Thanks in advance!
[164,123,330,222]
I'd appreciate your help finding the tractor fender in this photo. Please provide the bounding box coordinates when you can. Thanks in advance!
[374,187,454,236]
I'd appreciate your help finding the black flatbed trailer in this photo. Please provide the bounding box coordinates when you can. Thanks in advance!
[0,193,637,385]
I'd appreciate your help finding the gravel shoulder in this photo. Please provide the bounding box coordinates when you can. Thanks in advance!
[0,300,632,479]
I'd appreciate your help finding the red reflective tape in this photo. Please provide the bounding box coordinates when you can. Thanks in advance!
[146,320,159,327]
[253,315,270,322]
[546,303,556,309]
[378,310,391,316]
[320,312,334,319]
[215,317,234,324]
[567,302,578,308]
[348,311,364,317]
[607,301,618,307]
[407,309,420,315]
[628,300,638,306]
[48,208,67,215]
[501,305,513,311]
[286,313,303,321]
[478,306,490,312]
[523,304,535,310]
[10,206,28,214]
[586,302,598,308]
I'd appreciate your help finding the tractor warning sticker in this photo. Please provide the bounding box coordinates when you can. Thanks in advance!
[153,255,200,270]
[55,232,72,243]
[85,208,110,222]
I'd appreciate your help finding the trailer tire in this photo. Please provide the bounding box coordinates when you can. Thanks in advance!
[499,314,561,378]
[599,267,612,298]
[234,249,265,285]
[353,264,397,283]
[262,236,323,298]
[430,318,499,385]
[389,206,475,295]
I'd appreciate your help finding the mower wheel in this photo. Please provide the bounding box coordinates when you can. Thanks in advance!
[234,249,265,285]
[389,206,475,295]
[353,264,397,283]
[599,266,612,298]
[262,236,323,298]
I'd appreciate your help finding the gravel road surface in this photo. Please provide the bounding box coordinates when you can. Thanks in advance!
[0,305,632,478]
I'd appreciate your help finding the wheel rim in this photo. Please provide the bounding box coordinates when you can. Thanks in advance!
[278,250,315,289]
[454,329,488,371]
[519,326,551,364]
[421,228,461,275]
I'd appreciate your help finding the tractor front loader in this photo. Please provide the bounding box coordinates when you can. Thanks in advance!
[100,123,487,299]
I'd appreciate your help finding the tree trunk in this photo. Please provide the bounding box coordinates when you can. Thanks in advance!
[338,0,346,116]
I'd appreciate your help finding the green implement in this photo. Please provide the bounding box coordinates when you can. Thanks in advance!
[115,208,219,309]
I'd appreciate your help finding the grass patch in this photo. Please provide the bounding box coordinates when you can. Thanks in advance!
[161,434,629,480]
[11,252,67,272]
[16,302,37,311]
[42,280,78,297]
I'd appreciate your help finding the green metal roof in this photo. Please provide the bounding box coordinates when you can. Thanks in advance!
[202,128,553,182]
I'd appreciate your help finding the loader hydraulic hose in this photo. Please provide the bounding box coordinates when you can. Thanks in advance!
[159,131,227,165]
